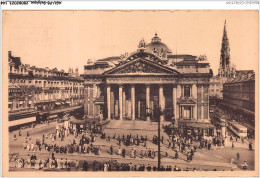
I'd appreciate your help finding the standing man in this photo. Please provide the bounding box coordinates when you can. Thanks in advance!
[110,145,113,155]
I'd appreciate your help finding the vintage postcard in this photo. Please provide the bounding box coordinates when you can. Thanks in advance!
[1,5,259,177]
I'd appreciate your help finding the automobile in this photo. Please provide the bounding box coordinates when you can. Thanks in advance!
[209,108,214,113]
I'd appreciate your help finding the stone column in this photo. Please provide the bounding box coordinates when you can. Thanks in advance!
[205,84,209,121]
[107,85,111,120]
[182,106,184,118]
[119,85,123,120]
[111,91,114,119]
[176,84,181,119]
[172,86,177,121]
[138,101,141,118]
[181,85,184,97]
[177,84,182,99]
[201,85,204,121]
[159,85,164,121]
[146,84,150,121]
[92,84,95,116]
[192,84,197,120]
[122,90,126,119]
[131,85,135,120]
[87,85,90,115]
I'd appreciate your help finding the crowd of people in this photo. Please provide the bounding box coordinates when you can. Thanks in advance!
[14,154,237,172]
[22,127,103,156]
[17,121,241,166]
[14,153,76,170]
[11,114,254,172]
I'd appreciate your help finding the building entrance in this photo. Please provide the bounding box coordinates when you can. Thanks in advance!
[136,84,146,120]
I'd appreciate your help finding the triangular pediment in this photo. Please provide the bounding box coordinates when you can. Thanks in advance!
[104,58,179,75]
[177,97,196,105]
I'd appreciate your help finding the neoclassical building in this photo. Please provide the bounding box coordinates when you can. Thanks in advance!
[82,34,213,131]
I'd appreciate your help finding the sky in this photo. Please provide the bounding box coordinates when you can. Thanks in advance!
[3,10,259,75]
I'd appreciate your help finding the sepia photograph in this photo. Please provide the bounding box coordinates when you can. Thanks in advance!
[2,9,259,177]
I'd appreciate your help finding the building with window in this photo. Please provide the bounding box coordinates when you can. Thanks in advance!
[82,34,214,135]
[209,76,227,99]
[8,51,84,130]
[223,70,255,126]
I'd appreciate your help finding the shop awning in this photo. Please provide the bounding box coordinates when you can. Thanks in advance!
[55,102,61,105]
[65,101,71,104]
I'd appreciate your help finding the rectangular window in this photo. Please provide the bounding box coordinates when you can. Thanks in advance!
[184,86,191,97]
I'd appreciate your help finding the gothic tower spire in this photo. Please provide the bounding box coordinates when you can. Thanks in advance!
[218,20,232,78]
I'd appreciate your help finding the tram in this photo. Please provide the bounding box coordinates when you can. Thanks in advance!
[228,121,247,138]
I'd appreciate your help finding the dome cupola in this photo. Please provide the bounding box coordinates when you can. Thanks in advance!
[147,33,171,57]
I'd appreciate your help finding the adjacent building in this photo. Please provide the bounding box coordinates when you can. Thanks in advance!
[223,70,255,126]
[82,34,214,136]
[8,51,84,130]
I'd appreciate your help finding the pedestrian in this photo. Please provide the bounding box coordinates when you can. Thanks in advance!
[232,142,234,149]
[231,158,234,164]
[175,151,178,159]
[83,161,89,171]
[122,148,126,158]
[236,152,240,160]
[118,147,122,156]
[140,150,144,158]
[161,136,164,144]
[75,160,79,170]
[165,150,168,157]
[110,145,113,155]
[242,160,248,170]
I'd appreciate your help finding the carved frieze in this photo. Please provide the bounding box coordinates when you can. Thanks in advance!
[117,60,162,73]
[112,58,175,74]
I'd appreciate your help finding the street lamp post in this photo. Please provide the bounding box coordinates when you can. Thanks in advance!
[156,106,164,170]
[158,107,161,170]
[150,106,164,170]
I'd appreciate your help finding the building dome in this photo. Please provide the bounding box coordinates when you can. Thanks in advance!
[146,33,171,56]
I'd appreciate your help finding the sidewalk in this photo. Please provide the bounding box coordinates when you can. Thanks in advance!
[12,149,237,171]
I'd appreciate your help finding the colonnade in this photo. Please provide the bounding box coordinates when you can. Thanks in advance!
[106,84,178,121]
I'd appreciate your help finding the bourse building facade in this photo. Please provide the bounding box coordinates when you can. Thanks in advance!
[82,34,214,135]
